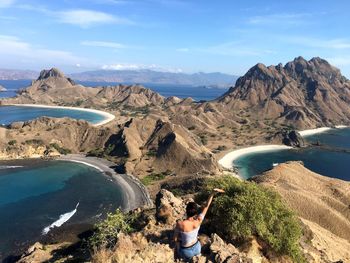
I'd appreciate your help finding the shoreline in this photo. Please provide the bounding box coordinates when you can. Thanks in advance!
[298,125,349,137]
[58,154,152,211]
[218,145,292,170]
[218,125,349,172]
[3,103,116,126]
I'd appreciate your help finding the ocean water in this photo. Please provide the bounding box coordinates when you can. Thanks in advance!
[0,80,31,98]
[0,105,106,125]
[0,79,227,101]
[0,160,124,260]
[234,128,350,180]
[78,82,226,101]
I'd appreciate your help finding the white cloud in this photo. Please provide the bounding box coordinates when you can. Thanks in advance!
[198,42,274,57]
[81,40,126,49]
[327,57,350,66]
[17,5,134,28]
[57,9,132,28]
[0,0,15,8]
[247,13,311,26]
[0,35,86,68]
[284,36,350,50]
[102,63,183,72]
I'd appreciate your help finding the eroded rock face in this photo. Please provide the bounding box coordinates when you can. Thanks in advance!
[275,130,305,147]
[106,118,220,177]
[218,57,350,129]
[155,189,186,224]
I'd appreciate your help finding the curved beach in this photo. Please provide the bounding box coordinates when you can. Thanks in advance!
[58,154,152,211]
[218,145,292,170]
[298,125,349,136]
[218,125,350,172]
[5,104,115,126]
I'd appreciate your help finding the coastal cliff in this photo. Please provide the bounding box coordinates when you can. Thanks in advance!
[17,164,350,263]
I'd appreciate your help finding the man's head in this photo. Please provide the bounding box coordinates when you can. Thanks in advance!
[186,202,198,218]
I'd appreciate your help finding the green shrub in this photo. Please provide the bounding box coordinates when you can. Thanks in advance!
[25,139,44,145]
[88,209,137,249]
[87,148,105,157]
[50,143,72,155]
[8,140,17,146]
[141,173,166,185]
[197,176,305,262]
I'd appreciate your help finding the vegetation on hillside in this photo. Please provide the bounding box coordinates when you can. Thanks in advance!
[88,209,138,249]
[197,176,305,263]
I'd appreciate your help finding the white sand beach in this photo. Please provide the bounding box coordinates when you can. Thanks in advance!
[6,104,115,126]
[299,125,349,137]
[218,145,292,170]
[219,125,350,171]
[298,127,333,137]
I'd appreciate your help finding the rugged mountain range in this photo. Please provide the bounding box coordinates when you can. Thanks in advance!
[3,56,350,149]
[2,68,166,108]
[0,69,38,80]
[0,68,238,87]
[70,69,237,87]
[218,57,350,128]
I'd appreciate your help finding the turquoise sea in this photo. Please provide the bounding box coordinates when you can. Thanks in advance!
[0,105,106,126]
[234,128,350,181]
[0,160,124,260]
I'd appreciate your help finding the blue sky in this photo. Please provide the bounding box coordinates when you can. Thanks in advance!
[1,0,350,77]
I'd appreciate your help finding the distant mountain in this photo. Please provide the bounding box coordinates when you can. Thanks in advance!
[0,69,38,80]
[69,69,238,88]
[0,68,238,88]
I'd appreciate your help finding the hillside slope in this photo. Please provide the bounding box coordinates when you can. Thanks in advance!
[253,161,350,262]
[218,57,350,129]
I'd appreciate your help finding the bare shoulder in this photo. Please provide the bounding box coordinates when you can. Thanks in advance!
[176,220,184,230]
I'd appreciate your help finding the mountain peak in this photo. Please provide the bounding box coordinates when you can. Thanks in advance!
[37,68,65,80]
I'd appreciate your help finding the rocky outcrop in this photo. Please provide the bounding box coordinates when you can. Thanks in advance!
[218,57,350,129]
[105,118,220,177]
[274,130,306,147]
[0,117,115,159]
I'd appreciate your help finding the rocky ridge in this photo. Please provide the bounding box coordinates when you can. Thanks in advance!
[218,57,350,129]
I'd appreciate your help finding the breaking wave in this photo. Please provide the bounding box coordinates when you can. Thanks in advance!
[42,202,79,235]
[0,165,23,170]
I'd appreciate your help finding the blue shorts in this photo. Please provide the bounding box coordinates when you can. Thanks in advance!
[177,240,201,261]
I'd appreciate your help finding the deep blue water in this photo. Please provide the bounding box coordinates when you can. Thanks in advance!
[78,81,226,101]
[0,105,106,125]
[234,128,350,181]
[0,79,227,101]
[0,160,124,260]
[0,80,31,98]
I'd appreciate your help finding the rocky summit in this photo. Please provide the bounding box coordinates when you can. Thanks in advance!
[218,57,350,129]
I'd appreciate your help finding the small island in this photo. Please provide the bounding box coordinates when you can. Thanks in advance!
[0,85,7,92]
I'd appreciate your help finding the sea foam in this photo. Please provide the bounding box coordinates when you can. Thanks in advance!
[0,165,23,170]
[42,202,79,235]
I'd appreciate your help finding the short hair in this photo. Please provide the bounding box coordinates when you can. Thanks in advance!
[186,202,198,218]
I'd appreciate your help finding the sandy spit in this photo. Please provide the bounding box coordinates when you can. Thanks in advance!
[218,145,292,170]
[4,103,115,126]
